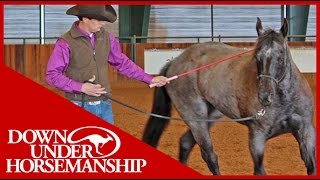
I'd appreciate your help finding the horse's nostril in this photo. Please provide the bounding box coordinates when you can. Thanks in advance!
[258,92,273,106]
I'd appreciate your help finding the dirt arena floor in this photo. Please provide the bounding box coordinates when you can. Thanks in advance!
[111,75,316,176]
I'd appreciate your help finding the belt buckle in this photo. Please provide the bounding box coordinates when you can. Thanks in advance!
[88,101,101,105]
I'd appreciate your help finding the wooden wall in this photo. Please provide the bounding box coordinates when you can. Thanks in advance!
[3,42,316,97]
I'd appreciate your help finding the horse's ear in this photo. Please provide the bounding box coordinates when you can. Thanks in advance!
[280,18,288,38]
[256,17,263,36]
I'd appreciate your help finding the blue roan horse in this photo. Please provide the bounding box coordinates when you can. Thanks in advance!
[142,18,315,175]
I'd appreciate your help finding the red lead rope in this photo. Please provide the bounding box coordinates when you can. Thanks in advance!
[149,48,255,88]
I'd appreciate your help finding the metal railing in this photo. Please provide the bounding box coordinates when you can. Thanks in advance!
[4,34,316,62]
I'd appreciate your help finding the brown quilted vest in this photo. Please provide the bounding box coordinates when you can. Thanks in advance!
[62,22,111,101]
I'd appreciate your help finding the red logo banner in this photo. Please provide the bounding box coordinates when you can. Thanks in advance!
[0,67,202,178]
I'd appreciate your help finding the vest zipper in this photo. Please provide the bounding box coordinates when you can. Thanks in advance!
[93,47,101,91]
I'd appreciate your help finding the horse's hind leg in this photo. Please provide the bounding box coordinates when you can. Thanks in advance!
[188,121,220,175]
[168,84,220,174]
[179,130,196,164]
[179,109,223,164]
[291,118,316,175]
[173,102,221,174]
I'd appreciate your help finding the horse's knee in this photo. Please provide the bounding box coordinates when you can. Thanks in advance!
[248,131,267,175]
[292,122,316,174]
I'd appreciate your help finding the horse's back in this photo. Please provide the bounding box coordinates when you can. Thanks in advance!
[164,42,257,118]
[166,42,241,76]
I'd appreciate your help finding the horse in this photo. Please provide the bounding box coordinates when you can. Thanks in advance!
[142,17,315,175]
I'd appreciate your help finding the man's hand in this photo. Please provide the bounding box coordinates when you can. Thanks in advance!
[150,76,169,87]
[81,75,107,97]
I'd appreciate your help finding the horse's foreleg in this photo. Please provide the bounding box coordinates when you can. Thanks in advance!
[292,122,316,175]
[248,130,267,175]
[189,122,220,175]
[179,130,196,164]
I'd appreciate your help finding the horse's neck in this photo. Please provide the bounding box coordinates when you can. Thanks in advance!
[278,49,299,94]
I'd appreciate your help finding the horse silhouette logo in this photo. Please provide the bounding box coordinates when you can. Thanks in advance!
[67,126,121,158]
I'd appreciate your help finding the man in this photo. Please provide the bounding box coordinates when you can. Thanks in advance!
[46,5,169,124]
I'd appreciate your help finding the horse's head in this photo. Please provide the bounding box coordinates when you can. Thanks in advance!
[255,17,289,106]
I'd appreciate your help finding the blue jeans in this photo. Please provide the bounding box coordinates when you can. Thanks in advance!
[71,99,114,124]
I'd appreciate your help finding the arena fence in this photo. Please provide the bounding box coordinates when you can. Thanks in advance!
[3,42,316,98]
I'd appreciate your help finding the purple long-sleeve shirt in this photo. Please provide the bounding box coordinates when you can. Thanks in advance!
[46,22,153,93]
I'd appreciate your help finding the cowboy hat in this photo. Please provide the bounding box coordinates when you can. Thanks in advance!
[66,5,117,23]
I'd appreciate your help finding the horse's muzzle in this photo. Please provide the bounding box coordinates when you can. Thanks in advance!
[258,92,273,106]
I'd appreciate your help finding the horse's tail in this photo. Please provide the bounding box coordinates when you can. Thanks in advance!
[142,62,172,147]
